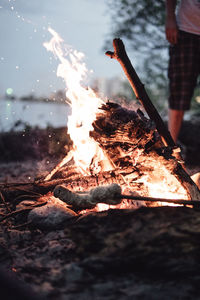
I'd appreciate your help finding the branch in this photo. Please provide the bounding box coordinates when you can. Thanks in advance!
[105,38,175,147]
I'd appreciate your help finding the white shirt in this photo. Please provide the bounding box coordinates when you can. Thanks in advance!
[177,0,200,35]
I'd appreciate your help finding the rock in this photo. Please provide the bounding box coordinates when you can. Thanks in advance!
[63,263,84,283]
[28,196,77,230]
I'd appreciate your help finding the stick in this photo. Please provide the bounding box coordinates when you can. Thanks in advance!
[105,38,175,147]
[0,191,11,213]
[119,194,200,208]
[54,184,200,209]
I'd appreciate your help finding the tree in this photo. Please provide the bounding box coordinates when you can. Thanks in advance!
[105,0,200,116]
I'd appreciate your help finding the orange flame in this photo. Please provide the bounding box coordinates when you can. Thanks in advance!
[43,28,190,210]
[43,28,113,181]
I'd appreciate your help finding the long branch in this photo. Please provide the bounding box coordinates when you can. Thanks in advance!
[105,38,175,147]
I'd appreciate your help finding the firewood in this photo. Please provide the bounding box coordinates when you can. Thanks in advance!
[91,102,200,201]
[0,172,122,205]
[1,103,199,206]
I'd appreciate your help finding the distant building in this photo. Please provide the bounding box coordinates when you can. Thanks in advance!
[91,76,132,100]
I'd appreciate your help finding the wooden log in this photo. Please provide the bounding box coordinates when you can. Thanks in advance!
[0,171,124,204]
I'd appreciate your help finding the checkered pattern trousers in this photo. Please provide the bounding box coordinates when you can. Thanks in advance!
[168,30,200,110]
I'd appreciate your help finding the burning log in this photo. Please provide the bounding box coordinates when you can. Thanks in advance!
[90,102,200,202]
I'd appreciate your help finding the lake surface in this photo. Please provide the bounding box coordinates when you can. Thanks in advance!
[0,99,71,132]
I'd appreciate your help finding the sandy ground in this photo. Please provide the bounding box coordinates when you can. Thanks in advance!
[0,159,58,184]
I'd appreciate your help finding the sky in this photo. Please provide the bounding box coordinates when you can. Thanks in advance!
[0,0,121,97]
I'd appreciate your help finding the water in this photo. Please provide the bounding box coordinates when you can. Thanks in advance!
[0,99,71,132]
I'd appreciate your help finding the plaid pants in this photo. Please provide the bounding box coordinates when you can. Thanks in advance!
[168,30,200,110]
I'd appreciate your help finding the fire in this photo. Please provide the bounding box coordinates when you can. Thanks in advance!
[43,28,192,211]
[43,28,113,181]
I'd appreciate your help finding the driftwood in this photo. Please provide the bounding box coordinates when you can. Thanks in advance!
[106,38,175,147]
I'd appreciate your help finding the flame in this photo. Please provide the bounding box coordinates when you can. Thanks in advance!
[43,28,113,181]
[142,163,189,206]
[43,28,190,210]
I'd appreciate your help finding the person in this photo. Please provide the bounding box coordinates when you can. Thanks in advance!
[165,0,200,143]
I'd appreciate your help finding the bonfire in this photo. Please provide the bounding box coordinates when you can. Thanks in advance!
[0,29,200,300]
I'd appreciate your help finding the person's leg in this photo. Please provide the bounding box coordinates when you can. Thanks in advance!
[168,108,184,143]
[167,31,199,143]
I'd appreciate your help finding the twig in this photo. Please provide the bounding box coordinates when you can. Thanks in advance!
[13,194,42,204]
[0,201,47,222]
[12,221,32,229]
[119,194,199,207]
[0,208,33,222]
[0,191,11,212]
